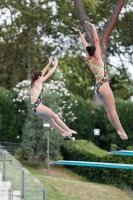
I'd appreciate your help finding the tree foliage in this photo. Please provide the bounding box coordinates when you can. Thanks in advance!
[0,0,60,88]
[58,54,95,99]
[73,0,133,103]
[0,0,133,100]
[0,87,21,142]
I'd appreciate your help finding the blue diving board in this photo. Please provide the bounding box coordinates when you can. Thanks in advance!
[108,150,133,156]
[50,160,133,170]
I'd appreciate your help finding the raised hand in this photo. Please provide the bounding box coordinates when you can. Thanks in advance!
[72,27,81,33]
[53,58,58,67]
[85,21,93,27]
[49,56,53,64]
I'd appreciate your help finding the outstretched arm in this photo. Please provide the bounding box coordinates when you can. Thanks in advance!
[72,27,90,60]
[72,27,88,50]
[41,56,52,76]
[85,21,101,58]
[41,59,58,82]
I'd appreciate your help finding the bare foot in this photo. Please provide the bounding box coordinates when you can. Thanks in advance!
[118,132,128,140]
[62,132,72,138]
[68,130,77,134]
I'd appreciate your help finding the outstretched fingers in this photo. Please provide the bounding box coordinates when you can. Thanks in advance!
[72,27,80,32]
[62,130,77,138]
[49,56,53,64]
[85,21,93,27]
[53,58,58,66]
[118,132,128,140]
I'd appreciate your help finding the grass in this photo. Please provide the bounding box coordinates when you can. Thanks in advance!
[23,164,133,200]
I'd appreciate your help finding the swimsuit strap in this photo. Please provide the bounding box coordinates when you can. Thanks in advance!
[88,59,93,70]
[33,86,39,91]
[95,67,104,77]
[88,59,104,78]
[89,59,102,68]
[31,87,43,98]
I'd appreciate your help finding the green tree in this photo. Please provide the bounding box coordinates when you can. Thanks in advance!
[55,0,133,100]
[58,55,95,99]
[0,0,133,102]
[0,0,59,89]
[61,95,97,141]
[109,69,133,100]
[73,0,133,103]
[0,87,21,142]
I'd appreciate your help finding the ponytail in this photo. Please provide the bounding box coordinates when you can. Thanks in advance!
[30,70,42,88]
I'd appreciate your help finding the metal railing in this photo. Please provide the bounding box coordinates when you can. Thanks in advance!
[0,149,46,200]
[0,142,20,155]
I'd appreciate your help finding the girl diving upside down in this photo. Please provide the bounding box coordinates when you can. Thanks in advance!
[30,56,77,137]
[72,21,128,140]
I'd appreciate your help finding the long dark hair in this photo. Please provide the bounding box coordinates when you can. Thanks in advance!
[86,45,96,56]
[30,70,42,88]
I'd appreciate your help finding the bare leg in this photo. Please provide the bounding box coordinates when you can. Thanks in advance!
[36,104,77,136]
[37,113,67,134]
[97,82,128,140]
[37,113,71,136]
